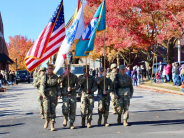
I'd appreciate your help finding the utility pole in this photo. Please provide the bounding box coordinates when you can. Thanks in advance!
[15,58,17,71]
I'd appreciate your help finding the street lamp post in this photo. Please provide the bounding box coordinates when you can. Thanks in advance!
[15,58,17,71]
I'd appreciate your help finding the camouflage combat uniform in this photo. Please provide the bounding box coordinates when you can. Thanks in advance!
[40,73,61,124]
[96,75,112,126]
[107,64,117,113]
[113,65,133,125]
[59,72,78,128]
[33,70,44,117]
[78,73,97,128]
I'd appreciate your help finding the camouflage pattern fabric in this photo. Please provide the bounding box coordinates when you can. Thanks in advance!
[107,71,117,108]
[96,77,112,117]
[40,73,60,123]
[78,75,97,121]
[113,74,134,120]
[59,73,79,123]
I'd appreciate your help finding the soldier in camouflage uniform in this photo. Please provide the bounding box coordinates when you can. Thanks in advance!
[59,65,79,129]
[113,65,134,126]
[107,63,118,114]
[96,67,113,127]
[33,67,46,119]
[40,64,61,131]
[33,68,39,80]
[78,65,97,128]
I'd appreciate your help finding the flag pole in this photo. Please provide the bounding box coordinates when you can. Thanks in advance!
[66,57,69,88]
[86,57,88,90]
[103,30,106,92]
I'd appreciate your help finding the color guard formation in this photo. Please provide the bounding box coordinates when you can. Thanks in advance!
[33,63,134,131]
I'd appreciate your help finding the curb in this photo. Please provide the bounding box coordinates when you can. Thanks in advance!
[139,85,184,96]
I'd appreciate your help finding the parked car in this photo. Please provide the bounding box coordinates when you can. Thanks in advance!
[56,64,85,101]
[15,70,30,84]
[152,63,167,76]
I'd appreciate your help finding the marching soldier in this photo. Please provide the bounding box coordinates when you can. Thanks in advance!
[107,63,118,114]
[40,64,61,131]
[114,65,134,126]
[33,67,39,80]
[96,67,112,127]
[78,65,97,128]
[33,67,46,119]
[59,65,79,129]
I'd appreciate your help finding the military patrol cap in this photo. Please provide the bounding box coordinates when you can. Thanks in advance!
[83,65,89,69]
[110,63,117,69]
[47,64,54,68]
[99,67,104,72]
[40,67,46,71]
[64,64,70,69]
[120,65,126,70]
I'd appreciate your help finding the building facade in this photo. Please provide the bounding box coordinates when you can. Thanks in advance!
[0,12,11,71]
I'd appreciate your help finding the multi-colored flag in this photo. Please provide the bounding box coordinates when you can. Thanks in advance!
[74,0,106,58]
[65,0,83,29]
[25,0,65,72]
[54,4,85,73]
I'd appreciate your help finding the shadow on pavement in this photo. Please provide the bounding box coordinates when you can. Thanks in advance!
[131,108,184,113]
[0,132,9,134]
[0,123,25,128]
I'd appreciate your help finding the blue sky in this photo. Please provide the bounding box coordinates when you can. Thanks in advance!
[0,0,80,67]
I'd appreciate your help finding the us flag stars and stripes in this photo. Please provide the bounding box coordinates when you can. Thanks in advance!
[25,0,66,72]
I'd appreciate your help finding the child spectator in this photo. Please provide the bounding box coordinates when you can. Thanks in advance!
[156,71,161,83]
[181,82,184,92]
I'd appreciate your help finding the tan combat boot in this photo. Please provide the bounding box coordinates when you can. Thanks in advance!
[82,117,85,127]
[104,117,109,127]
[123,119,129,126]
[87,120,91,128]
[117,114,121,124]
[41,114,45,119]
[70,123,75,129]
[44,119,50,129]
[98,115,102,125]
[50,123,55,131]
[113,107,117,114]
[63,118,68,127]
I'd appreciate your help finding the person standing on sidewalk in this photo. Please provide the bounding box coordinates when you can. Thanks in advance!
[164,63,172,82]
[172,63,175,84]
[78,65,97,128]
[158,61,164,83]
[96,67,112,127]
[131,66,137,86]
[148,66,152,81]
[0,72,3,88]
[174,62,181,86]
[136,66,141,85]
[107,63,118,114]
[40,64,61,131]
[9,71,14,86]
[114,65,134,126]
[180,64,184,83]
[59,65,79,129]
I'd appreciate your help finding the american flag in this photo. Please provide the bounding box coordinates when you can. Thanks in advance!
[25,0,65,72]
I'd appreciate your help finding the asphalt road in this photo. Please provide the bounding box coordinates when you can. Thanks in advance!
[1,83,184,138]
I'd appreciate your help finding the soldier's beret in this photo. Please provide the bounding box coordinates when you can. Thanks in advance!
[120,65,126,70]
[83,65,89,69]
[99,67,104,72]
[110,63,117,69]
[40,67,46,71]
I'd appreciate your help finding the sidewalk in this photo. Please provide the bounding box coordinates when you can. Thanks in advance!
[139,81,184,95]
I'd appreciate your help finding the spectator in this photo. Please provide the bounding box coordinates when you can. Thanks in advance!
[92,68,96,77]
[158,61,164,83]
[172,63,175,84]
[0,72,3,88]
[96,68,99,77]
[156,71,161,83]
[162,65,166,83]
[181,82,184,92]
[131,66,137,86]
[174,62,181,86]
[180,64,184,82]
[4,70,9,85]
[164,63,172,82]
[126,65,131,77]
[148,66,152,80]
[136,66,141,85]
[90,69,93,76]
[140,65,145,82]
[9,71,14,86]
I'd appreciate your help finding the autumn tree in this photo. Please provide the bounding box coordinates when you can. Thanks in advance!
[7,35,34,70]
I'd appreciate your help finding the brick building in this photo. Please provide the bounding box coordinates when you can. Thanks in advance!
[0,12,13,71]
